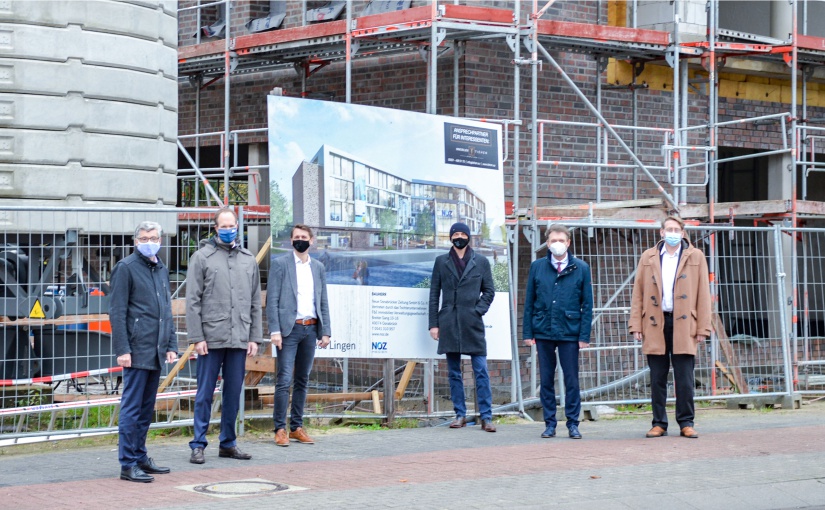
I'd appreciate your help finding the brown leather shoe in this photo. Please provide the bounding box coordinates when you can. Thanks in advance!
[289,427,315,444]
[274,428,289,447]
[449,416,467,428]
[680,426,699,438]
[645,426,668,438]
[481,419,496,433]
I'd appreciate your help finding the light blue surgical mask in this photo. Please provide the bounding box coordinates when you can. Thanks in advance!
[664,232,682,247]
[217,227,237,244]
[137,242,161,258]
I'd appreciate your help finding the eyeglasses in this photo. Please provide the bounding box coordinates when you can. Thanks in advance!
[137,237,160,243]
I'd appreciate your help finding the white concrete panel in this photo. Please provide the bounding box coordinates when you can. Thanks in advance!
[0,23,176,76]
[0,163,177,203]
[0,0,176,45]
[0,128,176,171]
[0,58,177,107]
[0,94,176,138]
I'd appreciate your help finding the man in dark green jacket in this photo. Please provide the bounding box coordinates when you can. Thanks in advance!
[523,224,593,439]
[186,208,262,464]
[110,221,178,482]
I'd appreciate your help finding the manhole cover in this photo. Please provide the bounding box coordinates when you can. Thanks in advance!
[178,479,306,498]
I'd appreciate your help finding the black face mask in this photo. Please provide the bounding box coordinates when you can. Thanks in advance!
[451,238,470,249]
[292,240,310,253]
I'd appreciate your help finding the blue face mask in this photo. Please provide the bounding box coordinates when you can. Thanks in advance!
[217,227,237,244]
[137,242,161,258]
[664,232,682,247]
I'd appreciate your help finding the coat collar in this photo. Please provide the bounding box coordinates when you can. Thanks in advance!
[445,249,476,281]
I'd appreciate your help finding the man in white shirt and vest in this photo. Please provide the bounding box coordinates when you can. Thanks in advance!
[266,224,331,446]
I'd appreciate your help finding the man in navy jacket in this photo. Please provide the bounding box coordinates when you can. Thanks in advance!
[523,224,593,439]
[110,221,178,482]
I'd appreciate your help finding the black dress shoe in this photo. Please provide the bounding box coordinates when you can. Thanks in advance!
[138,457,170,474]
[120,465,154,483]
[190,447,205,465]
[219,445,252,460]
[449,416,467,428]
[568,425,582,439]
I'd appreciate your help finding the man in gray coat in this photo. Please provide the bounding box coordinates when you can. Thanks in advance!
[186,208,262,464]
[110,221,178,482]
[267,224,331,447]
[428,222,496,432]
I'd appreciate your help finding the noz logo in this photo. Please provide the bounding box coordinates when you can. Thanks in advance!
[371,341,387,350]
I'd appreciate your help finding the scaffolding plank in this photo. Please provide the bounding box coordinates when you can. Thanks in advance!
[679,200,791,219]
[441,4,514,24]
[535,20,670,46]
[533,205,668,221]
[797,34,825,52]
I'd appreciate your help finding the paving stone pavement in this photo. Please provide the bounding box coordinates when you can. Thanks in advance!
[2,403,825,509]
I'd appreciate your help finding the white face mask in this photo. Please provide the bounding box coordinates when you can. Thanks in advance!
[549,241,567,258]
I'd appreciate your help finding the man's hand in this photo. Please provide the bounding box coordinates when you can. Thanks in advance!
[166,351,178,364]
[429,327,439,340]
[117,353,131,368]
[578,341,588,349]
[695,335,707,343]
[317,336,331,348]
[194,341,208,356]
[633,332,643,341]
[247,342,258,357]
[271,333,282,350]
[524,338,535,347]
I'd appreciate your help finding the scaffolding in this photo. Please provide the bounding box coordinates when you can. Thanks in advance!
[176,0,825,412]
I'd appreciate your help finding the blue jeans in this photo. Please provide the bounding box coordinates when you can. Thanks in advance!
[118,367,160,468]
[273,324,317,432]
[446,353,493,421]
[536,340,581,429]
[189,347,247,450]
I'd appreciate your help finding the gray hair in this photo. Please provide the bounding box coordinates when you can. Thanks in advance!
[134,221,163,239]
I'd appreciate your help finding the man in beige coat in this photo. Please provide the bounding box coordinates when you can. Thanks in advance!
[629,215,711,439]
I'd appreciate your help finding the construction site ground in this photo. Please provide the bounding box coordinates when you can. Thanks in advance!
[2,401,825,509]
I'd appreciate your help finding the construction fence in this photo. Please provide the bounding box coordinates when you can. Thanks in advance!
[0,207,823,443]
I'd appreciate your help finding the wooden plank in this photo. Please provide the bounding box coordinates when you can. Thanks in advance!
[159,343,196,393]
[441,4,514,24]
[541,198,664,211]
[0,314,109,326]
[536,20,670,46]
[713,313,749,394]
[260,391,375,406]
[679,200,791,219]
[394,361,417,400]
[371,390,382,414]
[533,206,668,221]
[245,342,273,386]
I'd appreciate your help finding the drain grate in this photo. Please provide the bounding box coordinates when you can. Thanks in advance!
[178,478,306,498]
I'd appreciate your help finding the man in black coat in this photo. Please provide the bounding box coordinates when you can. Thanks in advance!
[428,222,496,432]
[110,221,178,482]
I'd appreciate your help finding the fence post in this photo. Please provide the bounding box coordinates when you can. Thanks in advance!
[773,224,794,396]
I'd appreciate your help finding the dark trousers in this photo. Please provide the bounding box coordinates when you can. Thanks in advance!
[189,347,247,450]
[118,367,160,468]
[536,340,581,429]
[647,313,695,430]
[445,353,493,421]
[273,324,317,432]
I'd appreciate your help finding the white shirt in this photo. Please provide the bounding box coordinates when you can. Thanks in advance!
[551,254,568,274]
[294,252,316,320]
[660,244,681,312]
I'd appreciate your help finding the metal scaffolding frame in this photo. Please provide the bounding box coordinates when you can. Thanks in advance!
[176,1,825,412]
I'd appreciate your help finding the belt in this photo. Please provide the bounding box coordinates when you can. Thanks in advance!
[296,318,317,325]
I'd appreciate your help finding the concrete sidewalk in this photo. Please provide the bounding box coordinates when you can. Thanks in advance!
[2,403,825,509]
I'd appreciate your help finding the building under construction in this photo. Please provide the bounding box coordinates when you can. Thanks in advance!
[175,0,825,408]
[3,0,825,441]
